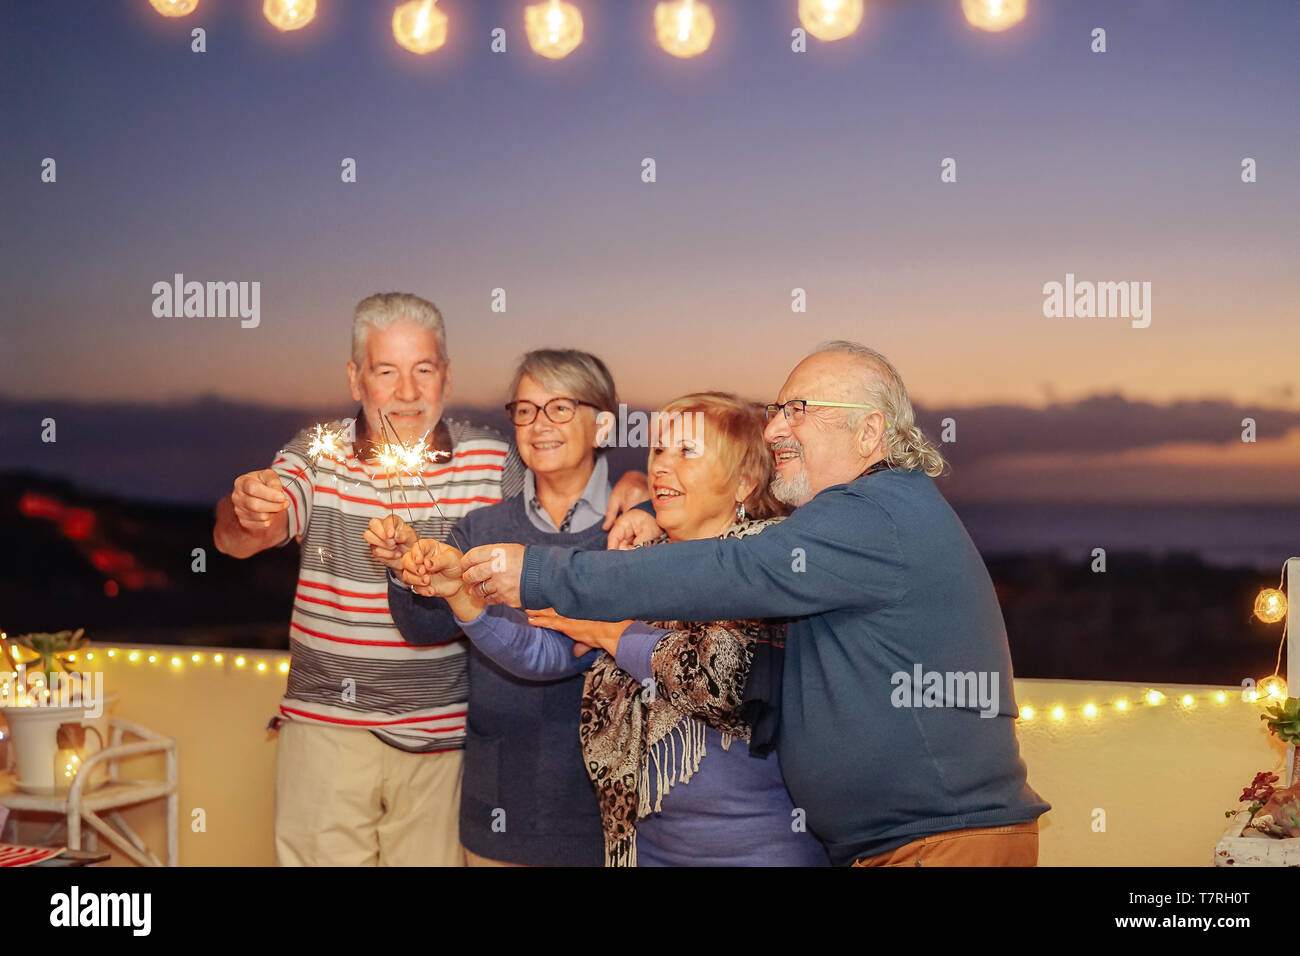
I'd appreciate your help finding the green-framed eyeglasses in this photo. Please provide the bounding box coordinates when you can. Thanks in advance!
[764,399,891,428]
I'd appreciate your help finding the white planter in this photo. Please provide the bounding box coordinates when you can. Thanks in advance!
[1214,810,1300,866]
[0,695,117,794]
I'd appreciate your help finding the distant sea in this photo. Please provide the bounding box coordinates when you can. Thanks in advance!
[953,502,1300,572]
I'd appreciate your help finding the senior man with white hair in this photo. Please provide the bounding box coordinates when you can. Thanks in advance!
[213,292,649,866]
[460,340,1049,867]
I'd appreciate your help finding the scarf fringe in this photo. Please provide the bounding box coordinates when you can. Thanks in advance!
[605,716,709,867]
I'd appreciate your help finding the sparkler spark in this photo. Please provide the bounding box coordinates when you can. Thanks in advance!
[307,423,346,462]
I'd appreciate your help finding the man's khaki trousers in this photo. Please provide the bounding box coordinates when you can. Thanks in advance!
[275,721,464,866]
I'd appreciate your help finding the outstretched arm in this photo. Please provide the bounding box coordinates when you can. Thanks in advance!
[464,485,904,623]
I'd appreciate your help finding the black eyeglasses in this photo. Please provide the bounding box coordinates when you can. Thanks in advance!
[504,397,595,426]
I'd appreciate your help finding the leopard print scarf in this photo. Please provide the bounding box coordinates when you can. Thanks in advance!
[578,517,785,866]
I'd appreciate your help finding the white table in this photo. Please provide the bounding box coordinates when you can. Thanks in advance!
[0,717,178,866]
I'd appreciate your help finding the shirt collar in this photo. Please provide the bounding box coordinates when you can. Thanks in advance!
[524,454,610,531]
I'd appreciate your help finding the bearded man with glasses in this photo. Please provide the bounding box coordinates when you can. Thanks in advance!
[458,340,1050,868]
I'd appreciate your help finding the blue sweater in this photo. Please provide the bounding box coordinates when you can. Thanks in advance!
[520,467,1051,865]
[455,605,829,866]
[387,494,606,866]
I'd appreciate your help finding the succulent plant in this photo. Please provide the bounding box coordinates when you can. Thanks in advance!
[2,629,88,681]
[1260,697,1300,745]
[1248,783,1300,839]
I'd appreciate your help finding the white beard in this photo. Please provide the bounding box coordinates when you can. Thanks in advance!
[771,467,813,507]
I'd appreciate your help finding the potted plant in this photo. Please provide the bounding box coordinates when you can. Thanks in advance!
[0,630,113,794]
[1214,696,1300,865]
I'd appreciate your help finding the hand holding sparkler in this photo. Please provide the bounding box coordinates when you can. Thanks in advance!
[401,539,485,622]
[364,514,418,572]
[231,469,290,531]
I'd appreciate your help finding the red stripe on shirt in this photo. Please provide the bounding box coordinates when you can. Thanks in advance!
[279,704,467,728]
[291,620,464,648]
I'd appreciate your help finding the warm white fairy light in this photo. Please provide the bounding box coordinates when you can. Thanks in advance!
[214,653,224,664]
[257,661,267,672]
[393,0,448,55]
[279,661,290,674]
[264,0,316,32]
[655,0,714,58]
[128,651,140,663]
[1082,702,1097,719]
[235,656,247,668]
[962,0,1027,33]
[192,653,202,663]
[150,0,199,16]
[798,0,863,42]
[525,0,583,59]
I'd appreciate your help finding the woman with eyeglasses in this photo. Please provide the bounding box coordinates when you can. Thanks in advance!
[380,348,628,866]
[400,393,831,867]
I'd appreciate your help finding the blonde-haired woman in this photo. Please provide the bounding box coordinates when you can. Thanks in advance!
[404,393,829,866]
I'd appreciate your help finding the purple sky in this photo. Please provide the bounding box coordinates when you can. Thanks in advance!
[2,0,1297,501]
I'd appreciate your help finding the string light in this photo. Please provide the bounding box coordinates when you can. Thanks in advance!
[1014,688,1258,723]
[147,655,158,664]
[149,0,199,16]
[525,0,583,59]
[392,0,447,55]
[655,0,715,58]
[279,661,290,674]
[192,653,202,663]
[1254,587,1288,624]
[128,651,140,663]
[1257,674,1288,704]
[214,653,224,664]
[264,0,316,32]
[961,0,1027,33]
[257,661,268,672]
[235,656,247,668]
[798,0,863,42]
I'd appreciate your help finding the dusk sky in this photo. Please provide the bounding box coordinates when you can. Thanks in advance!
[3,0,1298,502]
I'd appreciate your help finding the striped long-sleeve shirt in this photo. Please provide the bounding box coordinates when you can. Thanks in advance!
[270,414,524,752]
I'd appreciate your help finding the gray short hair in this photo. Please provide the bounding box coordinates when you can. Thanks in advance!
[507,349,618,417]
[809,340,948,478]
[352,293,448,367]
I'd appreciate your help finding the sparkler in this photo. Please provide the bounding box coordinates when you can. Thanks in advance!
[376,411,465,552]
[306,423,346,462]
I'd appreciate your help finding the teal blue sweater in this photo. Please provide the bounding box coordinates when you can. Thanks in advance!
[521,467,1050,865]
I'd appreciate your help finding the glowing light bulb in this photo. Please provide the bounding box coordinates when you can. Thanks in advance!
[1254,588,1288,624]
[171,657,181,668]
[1180,694,1194,708]
[961,0,1027,33]
[192,653,202,663]
[393,0,447,55]
[264,0,317,32]
[107,649,117,658]
[148,655,158,664]
[214,653,224,663]
[655,0,714,58]
[66,654,77,662]
[1145,690,1165,706]
[525,0,582,59]
[1082,702,1097,718]
[1258,674,1289,703]
[1115,699,1129,712]
[128,651,139,662]
[798,0,863,42]
[1019,706,1034,720]
[1050,705,1065,721]
[235,656,247,668]
[1214,691,1226,703]
[86,652,94,661]
[150,0,199,16]
[257,661,268,672]
[279,661,290,674]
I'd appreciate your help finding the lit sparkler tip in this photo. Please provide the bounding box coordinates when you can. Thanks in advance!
[307,423,346,462]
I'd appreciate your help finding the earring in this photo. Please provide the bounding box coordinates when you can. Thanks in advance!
[735,500,746,522]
